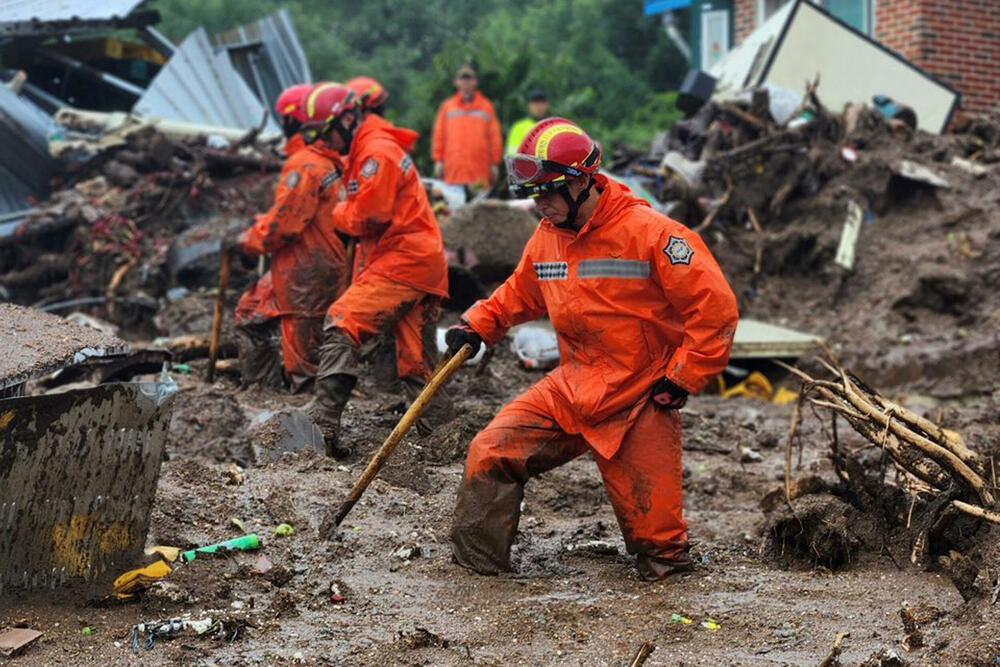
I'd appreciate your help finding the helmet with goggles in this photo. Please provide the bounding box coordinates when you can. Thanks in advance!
[505,117,601,199]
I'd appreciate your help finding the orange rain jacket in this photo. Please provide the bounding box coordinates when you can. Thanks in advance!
[431,91,502,185]
[236,139,347,374]
[330,114,448,298]
[462,174,739,458]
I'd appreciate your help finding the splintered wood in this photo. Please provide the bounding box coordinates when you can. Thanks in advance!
[779,353,998,524]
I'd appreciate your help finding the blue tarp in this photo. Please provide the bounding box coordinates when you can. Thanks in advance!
[644,0,691,15]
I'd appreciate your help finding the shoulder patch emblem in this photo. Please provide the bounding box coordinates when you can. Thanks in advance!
[400,154,413,173]
[663,236,694,265]
[347,179,359,195]
[360,157,379,178]
[284,169,300,188]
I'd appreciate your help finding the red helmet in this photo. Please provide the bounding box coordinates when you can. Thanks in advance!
[346,76,388,111]
[505,117,601,198]
[300,82,359,144]
[274,83,312,122]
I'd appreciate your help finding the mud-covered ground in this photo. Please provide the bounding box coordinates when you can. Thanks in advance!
[2,339,998,665]
[4,118,1000,664]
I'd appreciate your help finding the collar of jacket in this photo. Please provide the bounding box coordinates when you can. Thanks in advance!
[352,114,420,154]
[283,133,307,157]
[452,90,485,107]
[538,174,651,238]
[307,141,342,164]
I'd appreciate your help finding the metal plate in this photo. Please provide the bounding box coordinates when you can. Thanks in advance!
[0,379,176,591]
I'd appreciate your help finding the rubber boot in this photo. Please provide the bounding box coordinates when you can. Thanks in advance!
[636,552,696,581]
[308,373,356,458]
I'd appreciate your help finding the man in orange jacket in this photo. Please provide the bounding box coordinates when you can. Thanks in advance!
[299,84,449,457]
[445,118,739,580]
[234,83,347,392]
[431,63,502,188]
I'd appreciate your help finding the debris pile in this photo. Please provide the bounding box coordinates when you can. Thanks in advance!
[0,122,280,331]
[614,84,1000,396]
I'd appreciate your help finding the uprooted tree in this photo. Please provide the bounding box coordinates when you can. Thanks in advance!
[764,352,999,601]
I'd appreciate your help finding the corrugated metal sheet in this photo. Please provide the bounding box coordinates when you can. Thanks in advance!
[0,0,151,37]
[0,84,56,215]
[211,9,311,121]
[132,27,279,133]
[0,0,145,23]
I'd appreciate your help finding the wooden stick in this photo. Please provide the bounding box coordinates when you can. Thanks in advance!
[785,398,802,510]
[818,631,849,667]
[629,642,655,667]
[339,238,357,298]
[205,248,233,383]
[951,500,1000,525]
[329,344,474,528]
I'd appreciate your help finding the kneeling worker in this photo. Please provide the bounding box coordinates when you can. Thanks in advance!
[445,118,739,579]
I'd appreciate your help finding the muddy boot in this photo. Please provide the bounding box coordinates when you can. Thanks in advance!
[450,473,523,575]
[236,322,284,390]
[636,552,696,581]
[308,373,356,458]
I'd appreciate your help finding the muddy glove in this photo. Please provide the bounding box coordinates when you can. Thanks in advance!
[650,377,688,410]
[445,323,482,358]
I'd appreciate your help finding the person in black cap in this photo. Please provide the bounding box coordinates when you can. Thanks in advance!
[505,87,550,155]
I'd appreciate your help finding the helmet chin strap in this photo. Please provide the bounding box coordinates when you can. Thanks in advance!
[330,114,360,152]
[554,177,595,229]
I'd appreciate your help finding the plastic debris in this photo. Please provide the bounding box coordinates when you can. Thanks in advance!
[182,534,260,562]
[669,614,693,625]
[231,517,246,533]
[511,325,560,370]
[701,618,721,630]
[171,362,191,374]
[80,627,94,636]
[274,523,294,536]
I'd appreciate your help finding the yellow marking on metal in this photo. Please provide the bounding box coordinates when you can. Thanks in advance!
[534,123,583,159]
[52,515,135,576]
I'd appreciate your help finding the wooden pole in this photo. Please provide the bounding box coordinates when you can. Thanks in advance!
[205,248,233,383]
[330,344,473,528]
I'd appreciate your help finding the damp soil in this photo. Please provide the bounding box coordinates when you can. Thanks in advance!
[2,344,999,665]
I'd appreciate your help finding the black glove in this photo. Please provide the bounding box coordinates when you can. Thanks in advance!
[445,323,482,358]
[650,377,688,410]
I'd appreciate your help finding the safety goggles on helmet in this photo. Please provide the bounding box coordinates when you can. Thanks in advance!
[508,177,571,199]
[505,153,590,186]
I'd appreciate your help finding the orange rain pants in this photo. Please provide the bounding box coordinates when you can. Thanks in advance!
[318,272,440,382]
[451,376,686,575]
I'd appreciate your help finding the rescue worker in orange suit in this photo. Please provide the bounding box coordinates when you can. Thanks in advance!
[431,63,502,188]
[234,83,347,392]
[445,118,739,580]
[301,83,449,458]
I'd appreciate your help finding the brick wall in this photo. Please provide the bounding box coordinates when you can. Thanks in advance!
[734,0,758,43]
[875,0,1000,114]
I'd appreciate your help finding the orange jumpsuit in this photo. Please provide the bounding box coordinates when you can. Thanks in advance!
[451,174,739,576]
[431,91,502,186]
[319,114,448,383]
[234,139,347,390]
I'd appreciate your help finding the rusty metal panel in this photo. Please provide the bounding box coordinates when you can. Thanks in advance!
[0,378,176,592]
